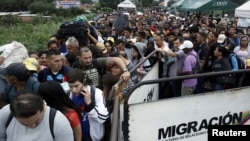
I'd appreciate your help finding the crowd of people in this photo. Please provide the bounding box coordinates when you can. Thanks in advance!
[1,9,250,141]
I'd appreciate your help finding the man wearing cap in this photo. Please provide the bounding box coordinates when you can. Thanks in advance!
[178,40,198,96]
[0,62,40,108]
[217,33,235,49]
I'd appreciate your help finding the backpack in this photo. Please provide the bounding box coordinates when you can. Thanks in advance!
[57,21,98,47]
[189,54,201,74]
[230,54,245,70]
[6,107,57,139]
[112,13,129,34]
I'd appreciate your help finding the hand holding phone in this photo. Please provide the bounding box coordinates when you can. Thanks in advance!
[81,86,91,105]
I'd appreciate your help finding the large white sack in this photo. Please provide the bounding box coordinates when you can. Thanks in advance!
[0,41,29,68]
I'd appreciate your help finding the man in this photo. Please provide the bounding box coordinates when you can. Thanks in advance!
[67,68,109,141]
[156,37,186,97]
[228,26,240,47]
[194,32,210,94]
[38,49,72,83]
[154,34,170,98]
[178,40,198,96]
[0,62,40,107]
[115,39,132,61]
[47,40,60,51]
[136,31,148,44]
[65,36,80,56]
[119,26,136,43]
[0,91,74,141]
[72,47,130,89]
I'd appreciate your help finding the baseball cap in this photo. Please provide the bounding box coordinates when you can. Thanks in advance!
[23,58,40,72]
[107,37,115,43]
[217,34,227,43]
[179,40,193,50]
[0,62,28,78]
[95,42,107,54]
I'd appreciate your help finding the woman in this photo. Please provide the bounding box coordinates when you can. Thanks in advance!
[64,53,77,68]
[212,46,233,91]
[110,64,134,102]
[233,35,250,64]
[102,73,119,101]
[38,80,82,141]
[38,50,48,70]
[233,35,250,87]
[104,40,116,57]
[131,43,151,81]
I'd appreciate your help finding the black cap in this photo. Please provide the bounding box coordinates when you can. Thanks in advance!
[0,62,28,78]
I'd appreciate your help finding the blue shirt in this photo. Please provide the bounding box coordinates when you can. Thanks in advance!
[71,95,90,138]
[4,77,40,103]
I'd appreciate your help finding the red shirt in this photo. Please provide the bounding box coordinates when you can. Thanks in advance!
[65,110,80,128]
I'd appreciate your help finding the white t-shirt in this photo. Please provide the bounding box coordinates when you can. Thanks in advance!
[0,105,74,141]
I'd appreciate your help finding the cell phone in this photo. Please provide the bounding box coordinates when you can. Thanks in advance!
[81,88,86,93]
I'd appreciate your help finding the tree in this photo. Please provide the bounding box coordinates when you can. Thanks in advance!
[99,0,117,9]
[141,0,154,7]
[0,0,22,12]
[81,0,93,4]
[29,1,55,15]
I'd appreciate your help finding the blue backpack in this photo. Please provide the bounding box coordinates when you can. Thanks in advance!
[230,53,245,70]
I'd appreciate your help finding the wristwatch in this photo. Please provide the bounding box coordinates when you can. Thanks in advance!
[123,68,128,72]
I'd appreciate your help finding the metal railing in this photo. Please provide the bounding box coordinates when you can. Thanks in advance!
[122,68,250,140]
[108,50,157,141]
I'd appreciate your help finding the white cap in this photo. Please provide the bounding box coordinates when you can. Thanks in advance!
[224,14,228,17]
[179,40,193,50]
[217,34,227,43]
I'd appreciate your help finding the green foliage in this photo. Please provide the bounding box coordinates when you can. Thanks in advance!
[99,0,117,9]
[100,7,113,12]
[0,0,55,12]
[0,15,23,26]
[0,0,19,12]
[29,1,56,15]
[81,0,93,4]
[0,20,61,51]
[142,0,154,7]
[0,13,97,51]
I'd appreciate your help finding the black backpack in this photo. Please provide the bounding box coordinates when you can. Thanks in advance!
[57,21,98,46]
[6,107,57,139]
